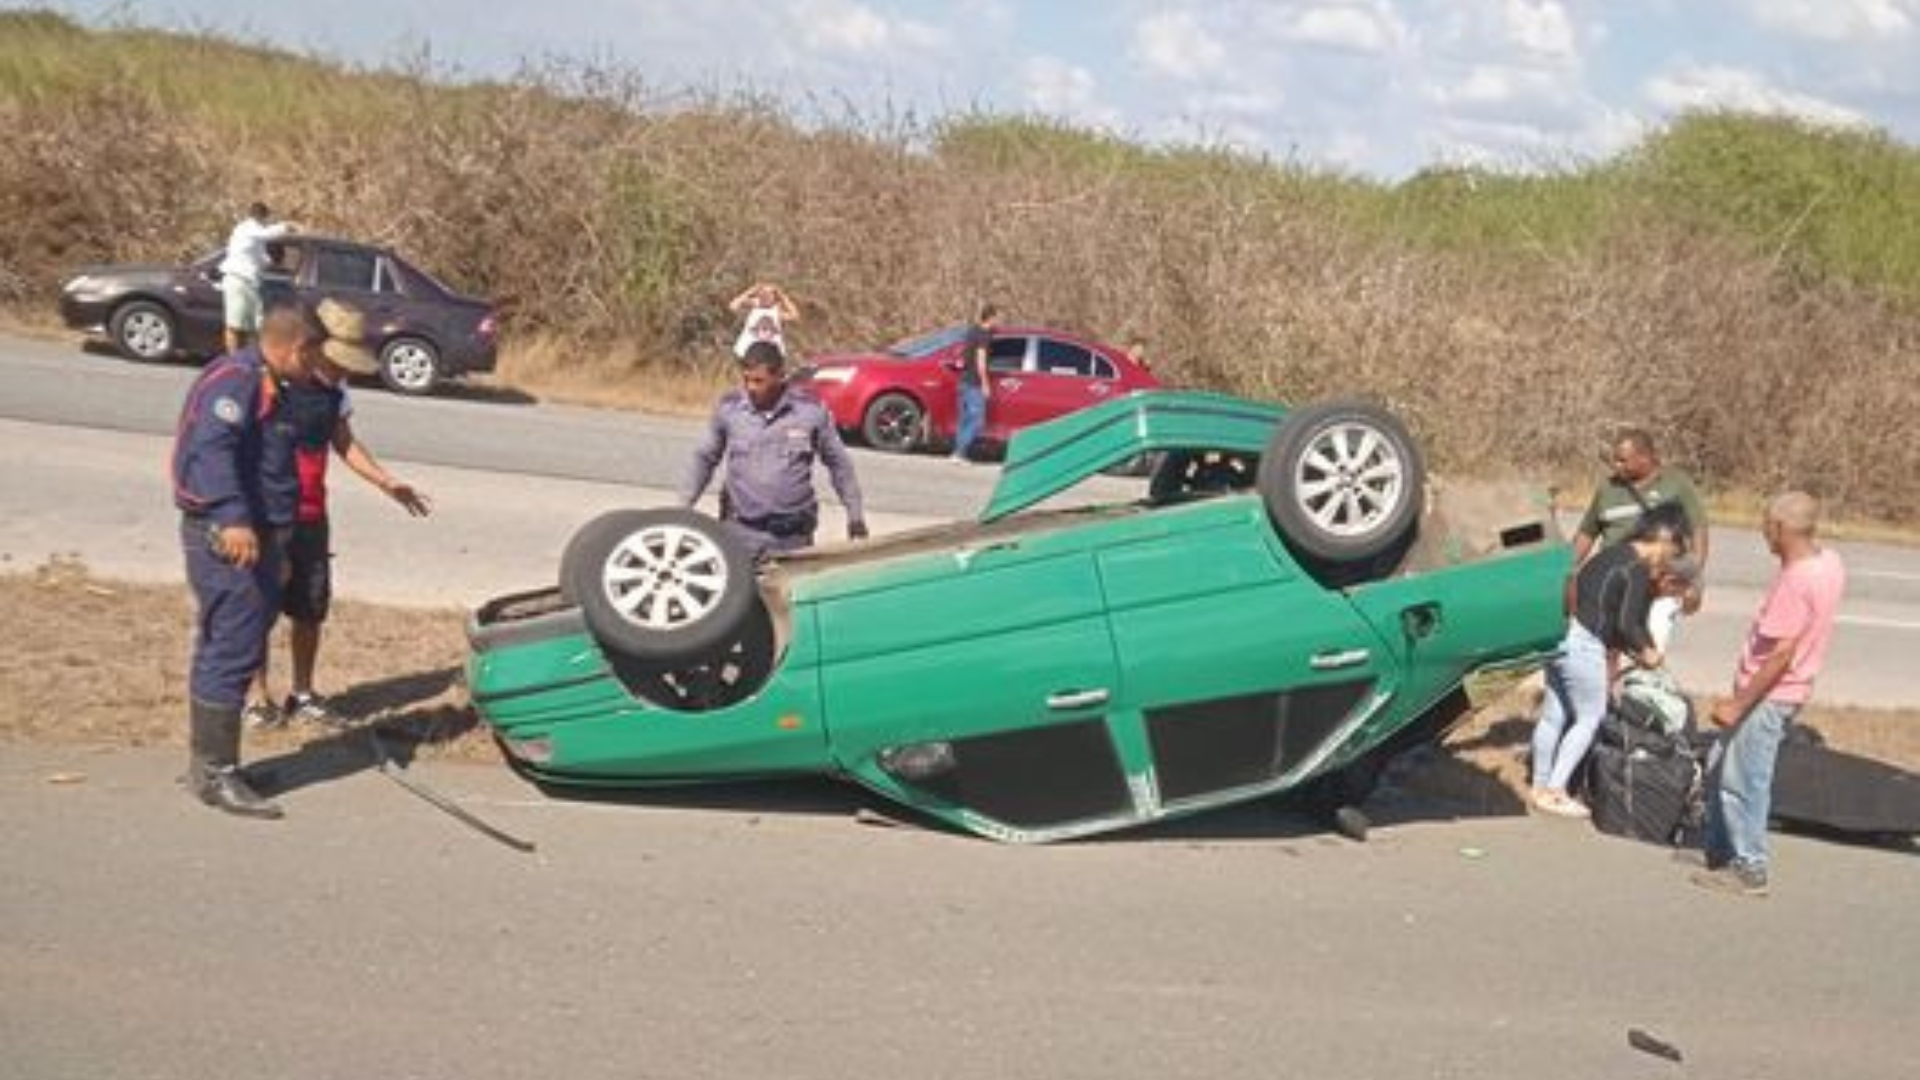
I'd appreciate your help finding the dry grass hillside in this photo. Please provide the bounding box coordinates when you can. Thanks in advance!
[4,11,1919,522]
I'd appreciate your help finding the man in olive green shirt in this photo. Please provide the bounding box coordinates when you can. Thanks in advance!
[1574,427,1710,610]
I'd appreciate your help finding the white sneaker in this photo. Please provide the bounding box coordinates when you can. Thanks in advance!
[1532,789,1590,819]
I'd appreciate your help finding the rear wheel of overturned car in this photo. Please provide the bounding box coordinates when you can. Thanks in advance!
[379,336,441,396]
[561,508,758,664]
[861,392,924,453]
[1257,399,1425,571]
[109,300,176,361]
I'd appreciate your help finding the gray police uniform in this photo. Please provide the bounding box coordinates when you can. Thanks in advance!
[679,388,864,561]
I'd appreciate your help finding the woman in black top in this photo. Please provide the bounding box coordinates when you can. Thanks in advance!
[1530,514,1686,817]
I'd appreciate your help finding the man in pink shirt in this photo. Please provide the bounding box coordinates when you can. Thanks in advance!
[1692,491,1846,898]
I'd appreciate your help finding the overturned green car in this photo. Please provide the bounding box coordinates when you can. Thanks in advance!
[467,391,1570,842]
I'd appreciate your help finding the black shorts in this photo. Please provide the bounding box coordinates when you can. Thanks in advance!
[281,519,333,623]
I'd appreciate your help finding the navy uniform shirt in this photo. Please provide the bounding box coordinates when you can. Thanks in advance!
[171,348,299,529]
[679,387,864,526]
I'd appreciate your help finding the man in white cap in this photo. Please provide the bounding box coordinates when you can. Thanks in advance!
[244,300,432,729]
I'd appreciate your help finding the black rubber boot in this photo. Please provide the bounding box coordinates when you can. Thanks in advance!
[186,699,284,820]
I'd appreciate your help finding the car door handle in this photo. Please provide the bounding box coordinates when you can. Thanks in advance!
[1309,648,1372,671]
[1046,688,1110,710]
[1000,377,1022,390]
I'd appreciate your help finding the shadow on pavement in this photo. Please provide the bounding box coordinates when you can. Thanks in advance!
[420,378,539,407]
[244,666,475,797]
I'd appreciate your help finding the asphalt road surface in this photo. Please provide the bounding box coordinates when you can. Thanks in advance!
[4,742,1918,1080]
[2,330,1914,707]
[3,331,1918,1080]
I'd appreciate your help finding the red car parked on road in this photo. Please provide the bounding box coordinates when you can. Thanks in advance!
[795,323,1161,455]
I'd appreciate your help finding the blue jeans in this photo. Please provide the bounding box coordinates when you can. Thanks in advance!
[1704,699,1798,873]
[1531,622,1609,791]
[954,382,986,459]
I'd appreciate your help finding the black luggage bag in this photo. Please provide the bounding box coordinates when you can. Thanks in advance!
[1585,724,1701,846]
[1770,730,1920,838]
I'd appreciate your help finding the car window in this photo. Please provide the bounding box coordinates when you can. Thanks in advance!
[388,254,452,298]
[1036,338,1096,377]
[988,336,1028,373]
[374,256,400,295]
[265,240,305,280]
[314,248,378,292]
[885,324,968,358]
[1091,355,1117,379]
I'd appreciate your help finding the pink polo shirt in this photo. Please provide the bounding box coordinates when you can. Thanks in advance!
[1735,547,1846,705]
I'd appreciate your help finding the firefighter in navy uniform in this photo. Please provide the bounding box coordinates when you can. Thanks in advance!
[171,305,311,818]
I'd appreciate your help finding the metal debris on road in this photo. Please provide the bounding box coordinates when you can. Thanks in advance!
[366,729,536,854]
[1628,1027,1684,1063]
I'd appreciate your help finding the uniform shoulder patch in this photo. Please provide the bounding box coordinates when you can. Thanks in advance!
[212,396,243,425]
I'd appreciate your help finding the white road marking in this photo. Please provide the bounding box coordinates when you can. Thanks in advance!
[1849,569,1920,583]
[1837,614,1920,631]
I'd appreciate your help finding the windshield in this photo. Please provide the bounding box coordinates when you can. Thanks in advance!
[885,324,968,358]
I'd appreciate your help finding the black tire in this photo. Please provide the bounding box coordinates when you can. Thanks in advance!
[108,300,177,361]
[607,599,778,712]
[1256,399,1424,567]
[560,508,757,663]
[379,336,441,396]
[861,391,924,453]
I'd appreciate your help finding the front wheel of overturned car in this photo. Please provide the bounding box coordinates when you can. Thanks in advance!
[861,391,924,453]
[561,508,758,664]
[109,300,177,361]
[379,336,441,396]
[1257,399,1425,571]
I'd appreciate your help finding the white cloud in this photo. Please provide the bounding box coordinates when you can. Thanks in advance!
[1430,64,1528,109]
[1497,0,1578,63]
[1185,88,1285,119]
[1022,56,1121,129]
[1645,65,1872,127]
[1745,0,1916,43]
[1278,2,1409,55]
[1132,9,1227,80]
[791,0,944,56]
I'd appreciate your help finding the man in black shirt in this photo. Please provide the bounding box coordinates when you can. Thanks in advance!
[950,302,996,462]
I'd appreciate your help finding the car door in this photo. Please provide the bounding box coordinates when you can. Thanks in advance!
[1093,500,1400,816]
[304,243,409,333]
[177,252,229,353]
[816,534,1132,841]
[1014,336,1125,427]
[980,334,1035,442]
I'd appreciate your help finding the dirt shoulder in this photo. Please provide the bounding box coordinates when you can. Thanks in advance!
[6,561,1916,804]
[2,560,488,763]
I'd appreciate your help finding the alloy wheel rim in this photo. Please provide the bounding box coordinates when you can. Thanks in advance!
[387,344,434,390]
[124,311,169,356]
[601,524,730,630]
[1292,420,1405,537]
[876,403,915,447]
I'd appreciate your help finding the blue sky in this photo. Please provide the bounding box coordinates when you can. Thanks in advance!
[24,0,1920,177]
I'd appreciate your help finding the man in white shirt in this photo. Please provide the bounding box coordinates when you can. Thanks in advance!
[217,202,297,355]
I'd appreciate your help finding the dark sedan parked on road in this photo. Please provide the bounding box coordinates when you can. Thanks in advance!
[58,235,499,395]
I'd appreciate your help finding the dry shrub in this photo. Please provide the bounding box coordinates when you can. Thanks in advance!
[3,19,1917,520]
[0,86,220,297]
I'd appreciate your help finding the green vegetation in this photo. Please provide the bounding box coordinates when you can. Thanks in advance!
[3,11,1917,520]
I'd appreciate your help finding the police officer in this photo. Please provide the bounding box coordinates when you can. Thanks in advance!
[680,340,867,561]
[172,304,311,818]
